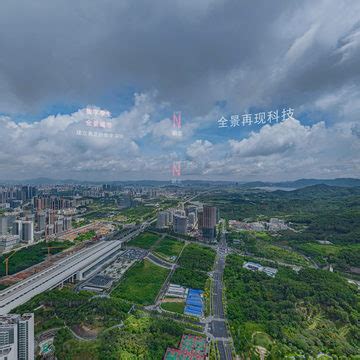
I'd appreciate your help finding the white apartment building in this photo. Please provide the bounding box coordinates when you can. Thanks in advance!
[0,313,34,360]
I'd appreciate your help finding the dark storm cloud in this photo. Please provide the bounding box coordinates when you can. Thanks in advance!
[0,0,299,114]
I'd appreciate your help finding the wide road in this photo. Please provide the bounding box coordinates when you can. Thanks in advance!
[210,224,233,360]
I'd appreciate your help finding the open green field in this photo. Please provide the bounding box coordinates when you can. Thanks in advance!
[298,242,344,256]
[161,301,185,314]
[171,244,216,290]
[260,243,310,266]
[111,259,169,305]
[293,242,360,273]
[127,232,159,249]
[171,268,209,290]
[0,241,73,277]
[177,244,216,272]
[121,205,157,223]
[152,236,184,261]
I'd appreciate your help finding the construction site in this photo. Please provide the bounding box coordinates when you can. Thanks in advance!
[0,221,115,287]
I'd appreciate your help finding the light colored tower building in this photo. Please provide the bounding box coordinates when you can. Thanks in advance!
[156,212,167,229]
[186,206,197,219]
[21,221,34,244]
[188,212,196,227]
[173,214,188,235]
[0,313,34,360]
[55,220,63,234]
[64,217,72,231]
[197,210,203,230]
[35,212,46,232]
[46,224,54,236]
[0,217,8,235]
[167,210,174,225]
[12,221,22,236]
[202,205,217,241]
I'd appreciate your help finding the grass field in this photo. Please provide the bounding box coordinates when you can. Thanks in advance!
[121,206,156,223]
[153,236,184,261]
[297,242,360,257]
[252,331,272,348]
[127,232,159,249]
[177,244,216,272]
[260,243,310,266]
[171,267,209,290]
[170,244,216,290]
[111,259,169,305]
[161,301,185,314]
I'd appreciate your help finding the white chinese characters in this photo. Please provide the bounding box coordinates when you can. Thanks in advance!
[86,119,113,129]
[217,108,294,128]
[76,130,123,139]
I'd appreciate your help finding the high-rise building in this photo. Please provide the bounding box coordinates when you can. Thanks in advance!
[188,212,196,227]
[55,220,63,234]
[21,221,34,244]
[202,205,217,241]
[0,313,34,360]
[35,212,46,232]
[12,221,22,236]
[46,224,54,236]
[63,217,72,231]
[173,214,188,235]
[21,186,36,202]
[0,217,8,235]
[156,212,167,229]
[197,210,203,230]
[185,206,197,218]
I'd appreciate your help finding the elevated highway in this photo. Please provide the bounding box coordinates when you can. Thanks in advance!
[0,228,143,315]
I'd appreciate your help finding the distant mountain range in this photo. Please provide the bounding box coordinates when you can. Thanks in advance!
[272,183,360,197]
[241,178,360,188]
[0,177,359,188]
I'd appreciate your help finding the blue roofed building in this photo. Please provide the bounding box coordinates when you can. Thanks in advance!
[184,289,204,318]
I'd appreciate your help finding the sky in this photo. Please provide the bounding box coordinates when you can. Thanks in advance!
[0,0,359,182]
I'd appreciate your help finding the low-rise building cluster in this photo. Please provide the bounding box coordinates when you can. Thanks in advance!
[243,261,278,277]
[229,217,289,232]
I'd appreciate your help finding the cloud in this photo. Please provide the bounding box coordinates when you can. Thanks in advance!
[0,106,359,181]
[186,140,213,158]
[229,119,325,157]
[0,0,360,181]
[183,118,360,181]
[4,0,360,116]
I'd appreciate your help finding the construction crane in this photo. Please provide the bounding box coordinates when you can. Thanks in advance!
[2,251,16,277]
